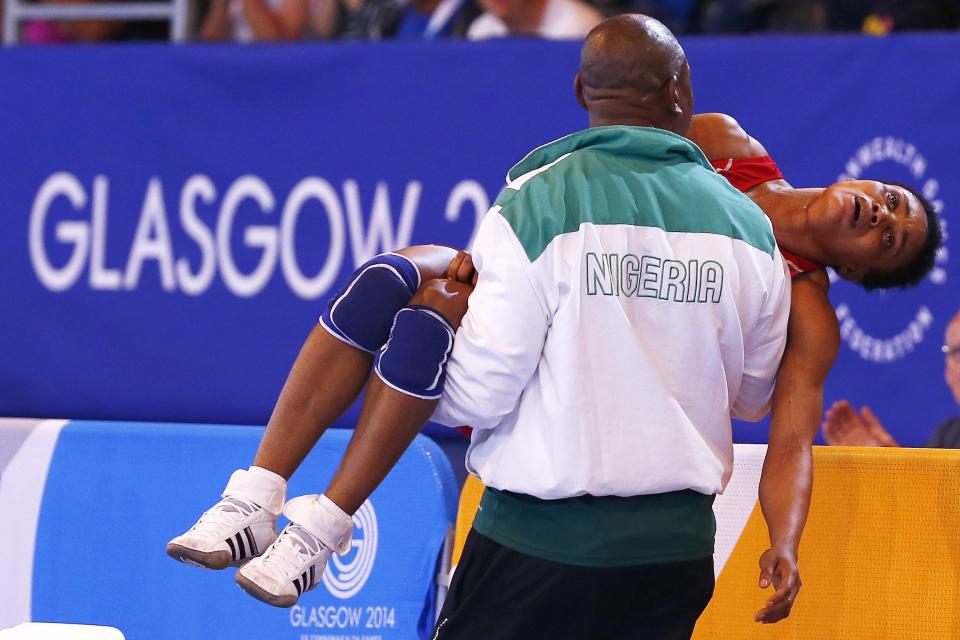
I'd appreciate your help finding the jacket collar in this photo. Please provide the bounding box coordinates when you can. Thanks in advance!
[507,125,712,182]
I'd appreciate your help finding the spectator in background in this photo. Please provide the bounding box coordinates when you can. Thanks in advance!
[697,0,826,33]
[860,0,960,33]
[467,0,603,39]
[21,0,168,43]
[390,0,480,37]
[589,0,694,33]
[313,0,480,39]
[200,0,310,41]
[823,310,960,448]
[694,0,960,34]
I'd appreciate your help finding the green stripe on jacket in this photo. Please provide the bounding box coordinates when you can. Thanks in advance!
[497,126,776,262]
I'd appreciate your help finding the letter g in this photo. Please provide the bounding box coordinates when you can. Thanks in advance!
[30,172,89,292]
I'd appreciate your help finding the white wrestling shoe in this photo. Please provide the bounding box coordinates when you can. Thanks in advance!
[236,494,353,608]
[166,468,285,570]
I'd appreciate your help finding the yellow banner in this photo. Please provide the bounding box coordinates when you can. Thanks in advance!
[451,446,960,638]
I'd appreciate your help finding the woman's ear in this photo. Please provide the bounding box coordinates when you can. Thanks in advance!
[836,264,866,283]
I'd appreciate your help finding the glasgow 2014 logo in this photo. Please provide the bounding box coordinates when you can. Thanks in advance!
[833,136,949,363]
[322,499,378,599]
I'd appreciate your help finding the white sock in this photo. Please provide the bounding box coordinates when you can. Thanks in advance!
[283,494,354,554]
[248,465,287,487]
[318,493,350,520]
[221,467,286,515]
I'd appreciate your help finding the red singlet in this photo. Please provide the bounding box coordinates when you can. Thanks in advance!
[711,156,823,278]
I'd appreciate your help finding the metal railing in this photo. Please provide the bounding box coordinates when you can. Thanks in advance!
[2,0,188,43]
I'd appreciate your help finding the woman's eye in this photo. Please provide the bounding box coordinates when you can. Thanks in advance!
[887,192,900,209]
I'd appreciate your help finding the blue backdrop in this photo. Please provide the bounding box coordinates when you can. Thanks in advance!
[0,37,955,446]
[31,422,457,639]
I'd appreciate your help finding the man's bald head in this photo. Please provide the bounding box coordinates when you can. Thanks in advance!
[575,14,693,135]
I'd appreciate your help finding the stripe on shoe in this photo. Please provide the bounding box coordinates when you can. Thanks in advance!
[235,532,246,559]
[225,536,237,562]
[244,527,258,556]
[293,577,303,596]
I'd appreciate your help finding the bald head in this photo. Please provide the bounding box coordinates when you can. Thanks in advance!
[575,14,693,134]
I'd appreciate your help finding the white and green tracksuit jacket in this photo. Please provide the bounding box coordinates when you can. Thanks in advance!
[431,125,790,564]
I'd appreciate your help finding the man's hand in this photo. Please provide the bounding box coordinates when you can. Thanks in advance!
[754,546,801,624]
[821,400,899,447]
[412,279,474,329]
[446,250,478,286]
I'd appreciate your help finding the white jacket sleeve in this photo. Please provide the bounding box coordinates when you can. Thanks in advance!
[431,209,550,430]
[731,251,792,421]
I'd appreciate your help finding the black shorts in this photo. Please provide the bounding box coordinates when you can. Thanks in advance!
[432,529,715,640]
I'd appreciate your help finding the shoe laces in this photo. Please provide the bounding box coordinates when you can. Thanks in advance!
[260,523,325,579]
[188,496,260,540]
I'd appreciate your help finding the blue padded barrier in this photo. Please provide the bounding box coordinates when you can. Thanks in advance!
[24,421,457,640]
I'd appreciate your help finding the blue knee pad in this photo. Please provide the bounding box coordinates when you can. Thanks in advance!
[319,253,420,353]
[374,306,455,399]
